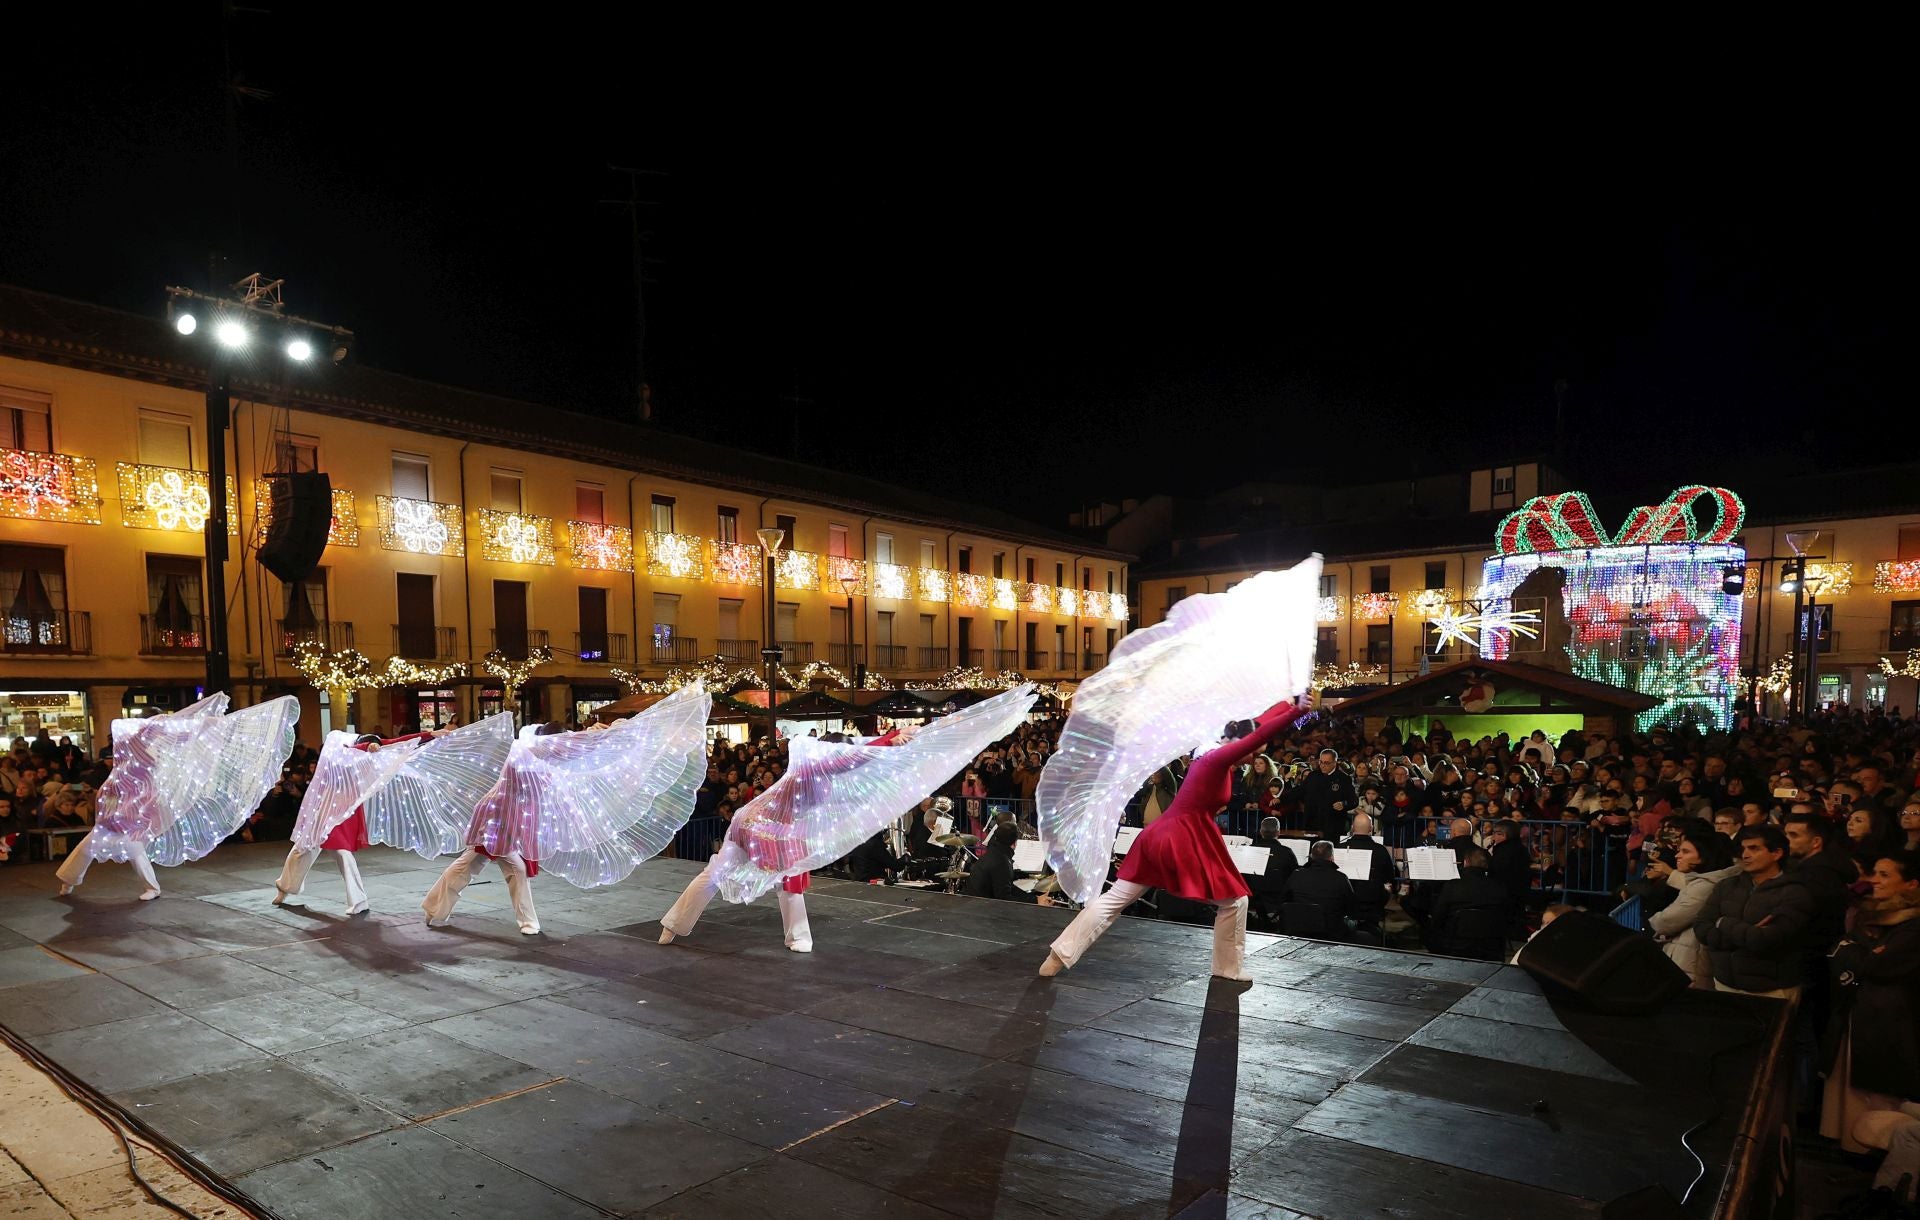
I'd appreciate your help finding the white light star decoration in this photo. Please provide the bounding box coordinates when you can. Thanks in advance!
[145,469,212,531]
[1427,606,1542,654]
[393,498,449,554]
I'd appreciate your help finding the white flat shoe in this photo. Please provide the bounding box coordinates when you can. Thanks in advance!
[1038,951,1065,977]
[137,889,161,902]
[658,928,677,945]
[273,892,305,907]
[788,941,813,953]
[519,924,541,936]
[345,901,370,915]
[425,916,452,928]
[57,883,75,897]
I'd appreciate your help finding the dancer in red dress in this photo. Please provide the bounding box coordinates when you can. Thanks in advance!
[275,731,434,914]
[1041,700,1307,981]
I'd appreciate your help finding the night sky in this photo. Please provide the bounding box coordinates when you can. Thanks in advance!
[1,15,1902,523]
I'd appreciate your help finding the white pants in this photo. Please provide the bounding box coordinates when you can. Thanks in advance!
[422,848,539,931]
[275,846,368,910]
[662,863,812,949]
[1048,880,1250,979]
[54,831,159,893]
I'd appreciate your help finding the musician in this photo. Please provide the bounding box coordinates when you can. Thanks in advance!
[845,828,900,883]
[1247,816,1298,929]
[962,814,1053,905]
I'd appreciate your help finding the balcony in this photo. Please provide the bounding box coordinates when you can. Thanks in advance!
[991,649,1019,672]
[715,638,758,662]
[778,641,813,664]
[652,636,699,665]
[2,610,90,656]
[1079,651,1106,671]
[959,648,985,669]
[916,647,950,671]
[574,632,630,663]
[872,644,907,669]
[829,643,863,670]
[1025,649,1051,671]
[489,627,550,660]
[393,624,459,662]
[141,614,205,656]
[274,619,354,657]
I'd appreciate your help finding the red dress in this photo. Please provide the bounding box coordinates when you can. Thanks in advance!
[1118,702,1305,903]
[321,731,433,852]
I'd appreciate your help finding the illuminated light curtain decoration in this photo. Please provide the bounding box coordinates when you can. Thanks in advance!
[1481,485,1746,731]
[954,574,990,608]
[872,562,911,600]
[823,555,869,594]
[1403,588,1458,617]
[645,531,705,580]
[377,495,464,556]
[478,510,555,565]
[1056,587,1079,617]
[1312,660,1384,691]
[1024,582,1055,614]
[916,567,950,602]
[255,481,358,546]
[117,463,237,533]
[1315,596,1345,623]
[1355,592,1398,620]
[0,449,103,524]
[1109,592,1128,621]
[567,521,633,572]
[481,645,553,705]
[776,548,821,591]
[991,577,1019,612]
[1079,590,1109,619]
[1802,561,1853,597]
[1873,561,1920,594]
[709,540,762,585]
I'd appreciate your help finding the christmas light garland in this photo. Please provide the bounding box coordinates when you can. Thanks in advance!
[478,510,555,566]
[481,646,553,704]
[1878,652,1920,680]
[0,448,102,524]
[117,463,237,533]
[377,495,463,556]
[290,641,469,703]
[1311,661,1384,691]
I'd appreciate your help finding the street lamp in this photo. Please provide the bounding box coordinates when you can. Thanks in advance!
[839,574,863,688]
[1783,530,1824,718]
[757,527,786,742]
[164,274,355,697]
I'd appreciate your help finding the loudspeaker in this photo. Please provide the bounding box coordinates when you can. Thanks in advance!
[1516,910,1689,1015]
[258,471,333,582]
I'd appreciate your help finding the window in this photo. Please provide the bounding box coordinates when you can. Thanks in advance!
[1316,627,1338,663]
[1026,557,1037,583]
[274,434,319,474]
[1893,601,1920,652]
[489,469,523,513]
[1166,586,1187,610]
[493,580,529,658]
[717,506,739,543]
[776,515,797,546]
[1319,573,1337,598]
[1425,561,1447,590]
[1,543,68,647]
[395,573,437,658]
[920,540,937,569]
[957,546,972,574]
[1492,467,1515,494]
[1107,570,1115,594]
[876,610,895,646]
[1799,604,1834,653]
[1366,624,1393,664]
[1082,567,1091,589]
[146,555,205,648]
[139,410,193,469]
[578,587,609,659]
[921,613,937,647]
[650,495,675,534]
[776,602,799,643]
[1899,527,1920,562]
[575,483,606,524]
[875,533,894,564]
[717,598,744,647]
[392,452,431,500]
[652,592,680,647]
[1055,562,1065,586]
[828,524,849,558]
[281,569,329,641]
[1370,565,1392,594]
[2,388,53,453]
[994,552,1006,579]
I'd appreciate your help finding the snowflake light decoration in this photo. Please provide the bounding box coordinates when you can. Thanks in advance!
[1426,606,1542,654]
[378,496,463,556]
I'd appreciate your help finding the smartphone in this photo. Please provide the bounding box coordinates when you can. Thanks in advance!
[1772,787,1800,799]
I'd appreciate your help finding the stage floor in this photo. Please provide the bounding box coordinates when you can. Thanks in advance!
[0,843,1779,1219]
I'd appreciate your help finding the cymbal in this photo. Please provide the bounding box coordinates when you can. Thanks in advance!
[935,869,972,879]
[933,834,978,847]
[1031,875,1064,894]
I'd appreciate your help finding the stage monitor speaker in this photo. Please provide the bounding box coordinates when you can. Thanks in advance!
[258,471,333,583]
[1516,910,1689,1016]
[1602,1185,1688,1219]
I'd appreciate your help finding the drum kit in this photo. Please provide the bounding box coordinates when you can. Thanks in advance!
[932,832,976,893]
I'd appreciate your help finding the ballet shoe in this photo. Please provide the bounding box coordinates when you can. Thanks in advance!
[519,923,541,936]
[425,916,452,927]
[345,901,370,916]
[273,891,305,907]
[788,940,813,953]
[138,889,161,902]
[658,928,677,945]
[1038,951,1066,977]
[57,883,75,897]
[1211,970,1255,984]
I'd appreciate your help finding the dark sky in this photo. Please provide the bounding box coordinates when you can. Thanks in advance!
[0,13,1903,524]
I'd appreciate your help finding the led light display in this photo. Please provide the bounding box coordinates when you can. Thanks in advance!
[1024,582,1055,614]
[1056,587,1079,617]
[873,562,910,600]
[992,577,1019,612]
[377,495,464,556]
[1355,592,1398,620]
[823,555,869,594]
[0,448,102,524]
[955,573,989,608]
[776,548,820,591]
[1403,588,1458,616]
[478,510,554,565]
[1873,561,1920,594]
[568,521,633,572]
[916,567,950,602]
[645,531,705,580]
[1316,596,1345,623]
[117,463,237,533]
[709,540,761,585]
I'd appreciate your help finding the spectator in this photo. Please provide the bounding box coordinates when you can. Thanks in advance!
[1820,850,1920,1154]
[1427,847,1513,961]
[1297,749,1357,842]
[1486,819,1533,912]
[961,816,1049,905]
[1647,825,1740,988]
[1855,765,1908,819]
[1901,801,1920,854]
[1694,825,1816,999]
[1247,816,1297,929]
[1846,805,1903,878]
[1713,808,1742,843]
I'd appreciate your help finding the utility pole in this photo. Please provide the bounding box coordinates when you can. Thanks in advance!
[605,166,667,424]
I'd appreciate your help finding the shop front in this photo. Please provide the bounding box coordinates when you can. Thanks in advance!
[0,689,96,754]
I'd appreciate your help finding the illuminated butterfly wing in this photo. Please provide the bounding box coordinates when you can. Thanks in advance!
[709,684,1039,904]
[467,684,711,887]
[1038,556,1321,903]
[362,713,515,858]
[291,730,427,853]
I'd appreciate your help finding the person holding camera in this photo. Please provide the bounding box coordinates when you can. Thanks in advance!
[1646,825,1740,988]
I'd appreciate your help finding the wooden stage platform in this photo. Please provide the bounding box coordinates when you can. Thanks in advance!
[0,843,1790,1218]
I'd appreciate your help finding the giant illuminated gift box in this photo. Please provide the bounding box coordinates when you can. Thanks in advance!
[1478,485,1746,732]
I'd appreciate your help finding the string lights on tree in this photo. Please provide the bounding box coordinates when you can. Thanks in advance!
[481,645,553,706]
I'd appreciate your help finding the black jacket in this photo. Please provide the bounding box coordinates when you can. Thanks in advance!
[1826,902,1920,1098]
[1249,836,1297,893]
[1789,847,1856,953]
[1693,870,1816,993]
[1297,770,1358,840]
[845,832,898,883]
[1428,868,1513,959]
[1488,838,1533,906]
[1341,835,1398,915]
[1284,860,1352,916]
[961,846,1036,903]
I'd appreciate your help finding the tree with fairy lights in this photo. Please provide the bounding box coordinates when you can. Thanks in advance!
[290,641,467,728]
[481,646,554,722]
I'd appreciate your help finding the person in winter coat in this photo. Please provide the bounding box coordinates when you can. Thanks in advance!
[1693,824,1818,998]
[1819,849,1920,1154]
[1297,750,1358,842]
[1648,825,1740,988]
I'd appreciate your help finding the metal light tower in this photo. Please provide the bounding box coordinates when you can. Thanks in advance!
[757,527,786,742]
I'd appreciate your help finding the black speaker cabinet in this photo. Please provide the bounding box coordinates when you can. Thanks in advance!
[1517,910,1689,1016]
[258,471,333,582]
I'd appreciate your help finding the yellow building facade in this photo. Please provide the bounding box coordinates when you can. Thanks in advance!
[0,287,1129,749]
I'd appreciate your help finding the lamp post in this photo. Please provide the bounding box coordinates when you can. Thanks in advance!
[839,574,862,689]
[165,274,353,697]
[757,527,786,742]
[1781,530,1825,718]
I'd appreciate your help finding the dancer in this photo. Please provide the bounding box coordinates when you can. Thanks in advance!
[1036,556,1321,982]
[422,685,710,934]
[659,685,1038,952]
[57,693,299,900]
[273,714,513,913]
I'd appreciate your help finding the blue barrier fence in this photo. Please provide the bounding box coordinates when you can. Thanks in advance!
[1609,894,1643,931]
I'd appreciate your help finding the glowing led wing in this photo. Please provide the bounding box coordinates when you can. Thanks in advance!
[292,730,427,853]
[90,694,232,850]
[709,684,1038,904]
[466,684,711,887]
[1038,555,1321,903]
[363,713,516,858]
[92,696,300,867]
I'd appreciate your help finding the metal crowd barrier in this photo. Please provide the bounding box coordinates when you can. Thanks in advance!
[1609,894,1643,931]
[668,816,727,863]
